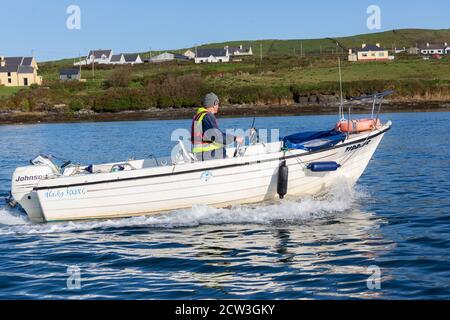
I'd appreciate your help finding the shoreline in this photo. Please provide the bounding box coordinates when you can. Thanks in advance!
[1,102,449,125]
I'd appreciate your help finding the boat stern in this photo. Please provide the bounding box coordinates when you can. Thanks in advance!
[10,165,55,223]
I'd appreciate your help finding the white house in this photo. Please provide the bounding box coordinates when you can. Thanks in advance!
[194,48,229,64]
[225,45,253,56]
[420,42,448,55]
[348,43,390,62]
[123,53,143,64]
[74,49,113,66]
[110,54,125,64]
[88,49,113,64]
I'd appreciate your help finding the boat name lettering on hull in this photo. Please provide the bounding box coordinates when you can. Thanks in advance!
[15,175,46,182]
[45,187,87,199]
[345,140,372,152]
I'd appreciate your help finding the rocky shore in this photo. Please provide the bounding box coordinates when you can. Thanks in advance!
[0,101,449,125]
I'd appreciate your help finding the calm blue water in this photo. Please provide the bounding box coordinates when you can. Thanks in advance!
[0,112,449,299]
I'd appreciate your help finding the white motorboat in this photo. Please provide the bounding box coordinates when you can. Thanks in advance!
[7,91,393,223]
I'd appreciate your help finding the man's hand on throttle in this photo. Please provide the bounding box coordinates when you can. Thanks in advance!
[235,136,244,144]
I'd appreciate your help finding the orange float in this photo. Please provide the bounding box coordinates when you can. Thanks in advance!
[336,118,381,133]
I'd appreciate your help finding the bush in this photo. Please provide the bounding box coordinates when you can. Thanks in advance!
[105,67,133,88]
[92,88,157,112]
[146,73,204,108]
[227,85,291,104]
[69,99,84,112]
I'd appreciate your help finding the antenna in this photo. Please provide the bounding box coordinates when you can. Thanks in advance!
[338,57,344,120]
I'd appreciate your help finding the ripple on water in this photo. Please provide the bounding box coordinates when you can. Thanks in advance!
[0,112,449,299]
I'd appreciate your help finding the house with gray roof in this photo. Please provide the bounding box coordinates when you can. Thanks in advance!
[420,42,449,55]
[194,48,229,64]
[0,56,42,87]
[74,49,113,65]
[348,43,391,62]
[123,53,143,64]
[110,54,125,64]
[225,45,253,56]
[88,49,113,64]
[74,50,144,66]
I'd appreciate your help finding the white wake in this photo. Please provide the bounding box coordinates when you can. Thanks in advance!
[0,183,369,236]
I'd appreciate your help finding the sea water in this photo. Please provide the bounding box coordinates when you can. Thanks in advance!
[0,112,449,299]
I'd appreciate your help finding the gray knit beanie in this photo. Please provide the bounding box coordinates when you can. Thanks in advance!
[203,92,220,108]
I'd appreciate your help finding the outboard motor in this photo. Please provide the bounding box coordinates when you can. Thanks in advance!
[9,155,60,223]
[277,160,289,199]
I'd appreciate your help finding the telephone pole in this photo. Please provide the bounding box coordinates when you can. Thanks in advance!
[78,51,81,75]
[92,55,95,79]
[260,43,263,63]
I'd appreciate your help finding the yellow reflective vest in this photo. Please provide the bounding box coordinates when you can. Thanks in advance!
[191,107,223,153]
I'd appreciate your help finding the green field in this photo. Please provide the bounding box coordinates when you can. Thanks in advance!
[1,28,449,113]
[0,87,24,99]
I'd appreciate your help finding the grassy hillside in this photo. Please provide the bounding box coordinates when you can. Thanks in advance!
[171,28,450,57]
[1,29,449,115]
[30,28,450,67]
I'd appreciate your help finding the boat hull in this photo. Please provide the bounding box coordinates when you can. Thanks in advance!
[18,126,389,223]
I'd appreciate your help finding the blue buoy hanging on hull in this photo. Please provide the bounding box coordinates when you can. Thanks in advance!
[307,162,341,172]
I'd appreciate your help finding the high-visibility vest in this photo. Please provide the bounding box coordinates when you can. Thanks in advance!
[191,107,223,153]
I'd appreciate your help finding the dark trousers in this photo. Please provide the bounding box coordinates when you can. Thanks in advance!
[200,148,227,161]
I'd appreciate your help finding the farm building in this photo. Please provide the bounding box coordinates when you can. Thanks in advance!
[59,68,81,81]
[149,52,189,63]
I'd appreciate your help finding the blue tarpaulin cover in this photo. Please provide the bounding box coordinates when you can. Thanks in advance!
[283,129,346,151]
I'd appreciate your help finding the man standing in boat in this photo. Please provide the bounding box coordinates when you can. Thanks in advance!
[191,93,244,160]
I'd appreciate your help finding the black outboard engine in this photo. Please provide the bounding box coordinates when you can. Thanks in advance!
[277,160,289,199]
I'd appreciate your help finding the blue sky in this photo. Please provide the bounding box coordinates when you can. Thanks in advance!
[2,0,449,61]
